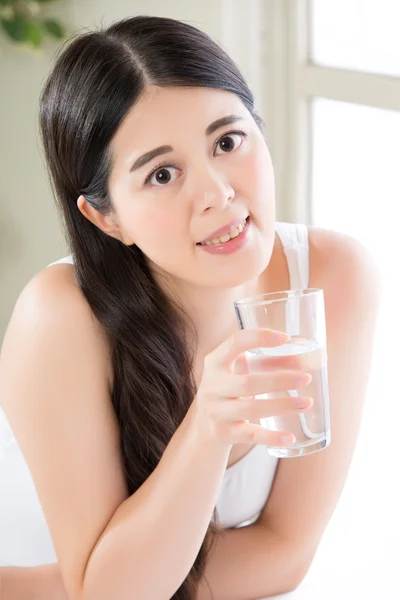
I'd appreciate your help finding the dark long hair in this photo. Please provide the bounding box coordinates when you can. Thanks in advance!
[39,15,265,599]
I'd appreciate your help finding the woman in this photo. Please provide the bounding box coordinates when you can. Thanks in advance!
[0,15,381,600]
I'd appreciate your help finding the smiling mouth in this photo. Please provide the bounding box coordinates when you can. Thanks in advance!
[197,217,249,246]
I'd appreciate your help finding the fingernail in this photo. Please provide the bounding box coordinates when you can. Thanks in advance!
[294,397,313,409]
[296,373,312,386]
[281,433,296,445]
[270,330,290,341]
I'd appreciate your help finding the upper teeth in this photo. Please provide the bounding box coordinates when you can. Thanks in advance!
[200,218,247,246]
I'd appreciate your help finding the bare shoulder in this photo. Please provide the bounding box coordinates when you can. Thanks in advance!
[307,226,382,321]
[2,262,113,392]
[307,225,380,278]
[0,262,127,598]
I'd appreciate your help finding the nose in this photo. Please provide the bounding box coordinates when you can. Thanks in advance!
[191,164,235,214]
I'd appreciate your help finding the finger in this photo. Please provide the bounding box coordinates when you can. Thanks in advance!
[208,328,290,370]
[234,353,250,375]
[216,396,314,421]
[244,353,302,372]
[211,370,312,398]
[230,421,296,446]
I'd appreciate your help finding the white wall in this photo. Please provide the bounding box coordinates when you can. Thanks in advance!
[0,0,268,340]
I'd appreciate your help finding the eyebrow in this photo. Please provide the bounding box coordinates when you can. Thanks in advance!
[129,114,244,173]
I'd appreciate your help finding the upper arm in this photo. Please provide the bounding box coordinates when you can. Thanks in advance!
[258,227,382,572]
[0,265,129,599]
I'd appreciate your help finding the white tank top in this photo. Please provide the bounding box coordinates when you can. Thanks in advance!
[0,221,309,565]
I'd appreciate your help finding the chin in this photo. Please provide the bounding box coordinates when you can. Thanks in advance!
[203,248,271,290]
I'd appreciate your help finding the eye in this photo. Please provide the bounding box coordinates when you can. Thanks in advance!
[144,129,248,187]
[215,130,247,155]
[145,163,179,187]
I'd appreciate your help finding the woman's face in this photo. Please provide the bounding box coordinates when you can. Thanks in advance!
[107,85,276,289]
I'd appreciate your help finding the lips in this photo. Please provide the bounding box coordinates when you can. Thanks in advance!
[197,215,249,245]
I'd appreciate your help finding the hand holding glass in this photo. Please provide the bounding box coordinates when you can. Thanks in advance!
[234,289,331,458]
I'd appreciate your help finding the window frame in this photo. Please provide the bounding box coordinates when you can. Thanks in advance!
[260,0,400,224]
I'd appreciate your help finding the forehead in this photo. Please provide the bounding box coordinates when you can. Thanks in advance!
[109,85,250,165]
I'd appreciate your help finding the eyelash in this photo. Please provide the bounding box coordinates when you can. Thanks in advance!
[144,129,249,186]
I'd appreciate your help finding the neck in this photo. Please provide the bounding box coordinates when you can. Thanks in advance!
[154,268,265,362]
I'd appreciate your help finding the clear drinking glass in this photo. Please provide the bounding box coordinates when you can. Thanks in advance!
[234,289,331,458]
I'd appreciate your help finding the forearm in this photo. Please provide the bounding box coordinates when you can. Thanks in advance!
[0,564,67,600]
[82,411,231,600]
[196,521,310,600]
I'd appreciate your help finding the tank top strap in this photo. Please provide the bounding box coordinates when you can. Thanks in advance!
[274,221,310,290]
[46,255,74,268]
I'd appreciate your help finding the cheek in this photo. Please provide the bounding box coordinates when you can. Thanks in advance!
[125,203,184,251]
[242,140,273,182]
[255,146,274,189]
[242,147,275,207]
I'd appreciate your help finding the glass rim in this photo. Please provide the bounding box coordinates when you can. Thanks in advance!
[234,288,323,308]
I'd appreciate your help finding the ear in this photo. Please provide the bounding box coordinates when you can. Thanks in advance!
[77,195,124,242]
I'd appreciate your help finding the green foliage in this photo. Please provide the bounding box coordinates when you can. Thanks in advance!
[0,0,67,48]
[1,14,30,41]
[42,17,64,38]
